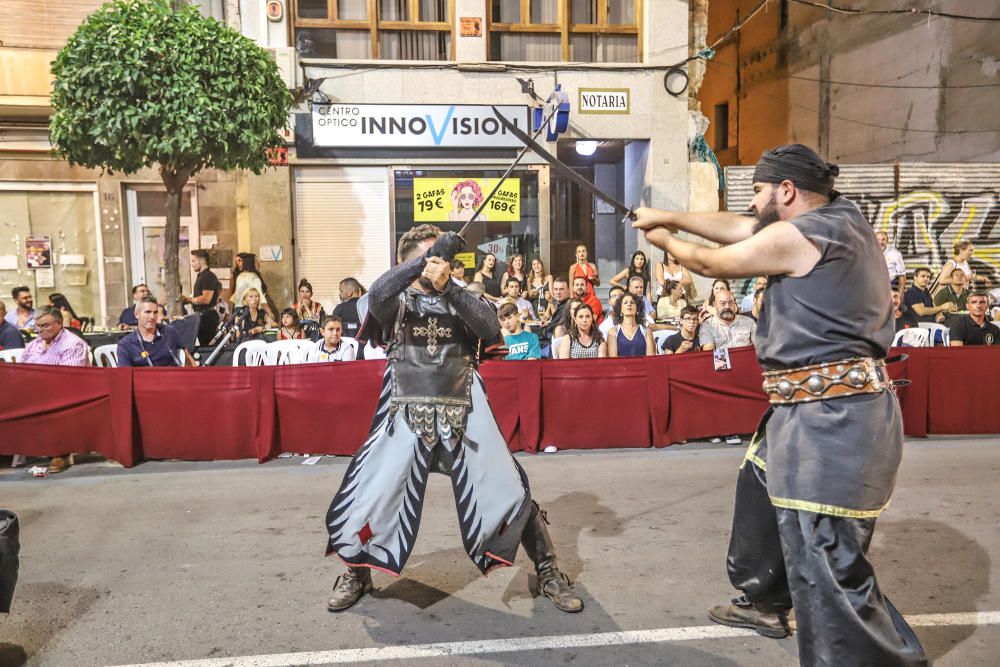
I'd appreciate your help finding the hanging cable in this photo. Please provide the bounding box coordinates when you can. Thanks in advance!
[789,0,1000,23]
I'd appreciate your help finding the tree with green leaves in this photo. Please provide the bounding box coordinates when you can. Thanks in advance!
[50,0,292,315]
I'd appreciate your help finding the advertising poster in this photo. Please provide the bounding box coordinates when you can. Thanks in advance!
[25,236,53,269]
[413,177,520,223]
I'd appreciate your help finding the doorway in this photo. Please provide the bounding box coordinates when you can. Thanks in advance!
[125,185,200,302]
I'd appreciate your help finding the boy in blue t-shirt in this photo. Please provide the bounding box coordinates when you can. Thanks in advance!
[498,302,540,360]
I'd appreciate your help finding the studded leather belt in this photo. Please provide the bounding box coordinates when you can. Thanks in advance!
[762,357,887,405]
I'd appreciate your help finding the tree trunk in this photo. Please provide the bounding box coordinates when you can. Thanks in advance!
[224,0,241,31]
[160,167,191,317]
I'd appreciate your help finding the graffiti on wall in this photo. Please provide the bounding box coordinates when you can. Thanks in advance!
[856,190,1000,285]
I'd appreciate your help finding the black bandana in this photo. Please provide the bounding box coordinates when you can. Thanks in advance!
[752,144,839,196]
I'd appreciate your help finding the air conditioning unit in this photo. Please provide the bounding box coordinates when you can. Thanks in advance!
[267,47,298,90]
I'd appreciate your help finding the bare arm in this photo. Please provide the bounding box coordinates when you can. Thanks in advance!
[639,221,821,280]
[644,328,655,356]
[609,268,630,290]
[912,301,955,317]
[607,326,619,357]
[556,336,570,359]
[598,341,608,358]
[633,207,757,246]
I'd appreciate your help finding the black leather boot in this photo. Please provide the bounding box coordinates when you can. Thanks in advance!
[521,503,584,613]
[327,566,373,612]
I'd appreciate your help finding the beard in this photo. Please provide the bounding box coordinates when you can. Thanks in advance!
[751,192,781,234]
[418,276,438,291]
[719,308,736,321]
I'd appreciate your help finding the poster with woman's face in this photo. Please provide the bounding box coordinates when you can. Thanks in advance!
[25,236,53,269]
[413,177,520,223]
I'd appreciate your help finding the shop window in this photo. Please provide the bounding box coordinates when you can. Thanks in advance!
[293,0,453,60]
[489,0,640,63]
[0,189,103,326]
[392,169,541,281]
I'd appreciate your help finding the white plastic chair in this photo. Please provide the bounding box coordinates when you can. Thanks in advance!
[0,348,24,363]
[550,335,566,358]
[652,329,675,354]
[232,340,267,367]
[94,344,118,368]
[917,322,950,346]
[265,339,310,366]
[362,341,386,360]
[891,328,929,348]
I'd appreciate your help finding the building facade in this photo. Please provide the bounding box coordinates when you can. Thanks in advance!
[1,0,697,322]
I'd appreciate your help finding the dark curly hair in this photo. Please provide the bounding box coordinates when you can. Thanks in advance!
[611,292,644,328]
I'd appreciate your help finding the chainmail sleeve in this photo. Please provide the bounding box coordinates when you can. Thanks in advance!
[442,281,501,340]
[367,256,426,326]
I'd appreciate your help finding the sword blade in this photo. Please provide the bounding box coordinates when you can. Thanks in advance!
[490,106,636,222]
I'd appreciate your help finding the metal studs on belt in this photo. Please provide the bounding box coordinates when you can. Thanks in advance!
[847,367,868,387]
[777,379,795,399]
[806,373,825,394]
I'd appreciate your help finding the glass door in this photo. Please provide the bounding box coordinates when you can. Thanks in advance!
[126,185,199,303]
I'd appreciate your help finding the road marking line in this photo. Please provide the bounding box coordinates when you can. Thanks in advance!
[111,611,1000,667]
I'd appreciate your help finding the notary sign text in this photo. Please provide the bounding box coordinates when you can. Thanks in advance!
[578,88,630,115]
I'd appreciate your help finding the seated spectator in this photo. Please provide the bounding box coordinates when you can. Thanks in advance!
[236,288,273,340]
[0,301,25,350]
[315,315,357,361]
[891,286,908,333]
[5,286,35,331]
[277,308,305,340]
[118,284,165,328]
[333,278,366,338]
[699,290,756,351]
[294,279,326,325]
[117,297,184,367]
[21,306,90,474]
[553,298,583,339]
[933,268,969,313]
[48,293,83,330]
[661,305,702,354]
[607,293,654,357]
[655,280,687,321]
[451,259,468,287]
[231,253,275,319]
[749,288,765,320]
[572,276,603,324]
[626,275,655,324]
[499,277,536,322]
[701,279,731,320]
[501,254,528,293]
[599,286,626,338]
[949,292,998,346]
[539,276,570,338]
[740,276,767,313]
[499,303,541,360]
[556,303,607,359]
[656,252,695,300]
[903,267,955,326]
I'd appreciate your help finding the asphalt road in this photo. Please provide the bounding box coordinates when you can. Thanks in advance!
[1,437,998,667]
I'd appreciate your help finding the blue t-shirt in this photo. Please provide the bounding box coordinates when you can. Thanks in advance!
[504,330,541,360]
[0,320,25,350]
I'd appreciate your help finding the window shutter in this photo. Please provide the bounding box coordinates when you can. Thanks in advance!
[293,170,391,309]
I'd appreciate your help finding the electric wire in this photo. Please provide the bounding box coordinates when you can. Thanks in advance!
[789,0,1000,23]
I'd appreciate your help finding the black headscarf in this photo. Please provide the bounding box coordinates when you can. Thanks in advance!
[752,144,839,196]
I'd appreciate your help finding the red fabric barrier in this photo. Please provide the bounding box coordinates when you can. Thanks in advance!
[480,360,541,453]
[0,364,136,466]
[539,357,651,449]
[3,349,998,466]
[662,347,770,443]
[273,360,385,457]
[926,347,1000,434]
[132,367,274,462]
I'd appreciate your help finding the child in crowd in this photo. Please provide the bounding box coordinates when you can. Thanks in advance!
[498,302,540,360]
[277,308,304,340]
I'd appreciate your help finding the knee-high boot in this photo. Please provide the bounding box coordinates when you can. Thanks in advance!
[521,503,583,613]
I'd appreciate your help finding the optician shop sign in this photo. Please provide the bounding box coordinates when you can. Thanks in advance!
[311,104,531,148]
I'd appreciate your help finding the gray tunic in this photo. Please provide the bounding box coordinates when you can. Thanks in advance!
[749,196,903,516]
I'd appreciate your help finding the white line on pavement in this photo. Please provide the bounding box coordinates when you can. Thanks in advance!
[111,610,1000,667]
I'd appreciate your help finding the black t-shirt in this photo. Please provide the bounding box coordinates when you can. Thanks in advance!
[949,315,999,346]
[192,268,221,312]
[660,331,701,354]
[902,286,934,326]
[332,298,361,337]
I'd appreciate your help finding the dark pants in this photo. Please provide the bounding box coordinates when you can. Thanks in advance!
[727,460,928,667]
[0,510,19,613]
[195,309,219,347]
